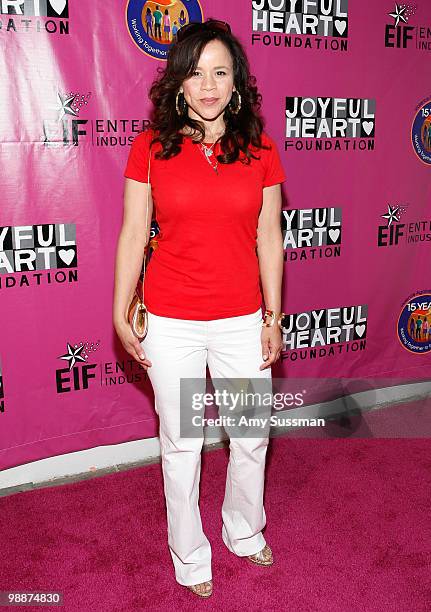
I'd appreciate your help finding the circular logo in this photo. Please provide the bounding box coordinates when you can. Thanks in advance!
[411,98,431,165]
[125,0,204,61]
[397,292,431,354]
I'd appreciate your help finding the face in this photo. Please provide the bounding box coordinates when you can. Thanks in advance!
[181,39,235,124]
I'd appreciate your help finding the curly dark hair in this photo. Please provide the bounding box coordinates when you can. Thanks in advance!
[145,20,271,164]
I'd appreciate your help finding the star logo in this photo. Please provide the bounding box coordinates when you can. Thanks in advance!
[48,91,92,121]
[58,343,87,370]
[381,204,401,226]
[388,3,417,27]
[388,4,407,27]
[52,92,79,120]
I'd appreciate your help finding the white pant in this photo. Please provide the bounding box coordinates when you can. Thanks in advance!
[140,308,271,586]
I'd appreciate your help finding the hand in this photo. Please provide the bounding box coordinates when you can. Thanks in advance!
[114,319,153,369]
[260,324,283,370]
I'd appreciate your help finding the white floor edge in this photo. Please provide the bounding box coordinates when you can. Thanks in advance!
[0,380,430,491]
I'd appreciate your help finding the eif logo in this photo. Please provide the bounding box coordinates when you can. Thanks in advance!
[377,204,408,247]
[0,0,69,34]
[42,89,154,147]
[55,339,149,392]
[56,341,99,394]
[43,91,91,146]
[384,3,431,51]
[377,203,431,247]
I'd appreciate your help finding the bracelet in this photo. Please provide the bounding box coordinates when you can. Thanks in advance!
[262,309,284,329]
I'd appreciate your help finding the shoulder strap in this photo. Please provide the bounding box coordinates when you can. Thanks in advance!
[141,136,152,302]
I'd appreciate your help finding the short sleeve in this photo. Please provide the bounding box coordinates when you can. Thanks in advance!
[123,129,153,183]
[261,132,286,187]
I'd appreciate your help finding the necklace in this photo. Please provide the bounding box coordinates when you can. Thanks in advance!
[183,128,224,174]
[199,141,219,173]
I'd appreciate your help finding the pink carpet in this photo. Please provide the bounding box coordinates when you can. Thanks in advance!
[1,399,431,611]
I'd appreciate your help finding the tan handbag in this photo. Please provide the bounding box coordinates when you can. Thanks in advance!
[127,137,152,341]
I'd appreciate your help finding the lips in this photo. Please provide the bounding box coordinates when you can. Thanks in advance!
[201,98,219,103]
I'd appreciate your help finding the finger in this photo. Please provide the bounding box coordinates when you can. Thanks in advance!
[132,342,152,366]
[261,340,270,362]
[266,353,278,366]
[259,359,271,370]
[259,351,274,370]
[262,344,281,368]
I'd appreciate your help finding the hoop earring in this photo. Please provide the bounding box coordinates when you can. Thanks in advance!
[175,90,187,116]
[229,90,241,115]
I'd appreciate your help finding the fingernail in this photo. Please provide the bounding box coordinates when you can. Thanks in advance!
[263,355,268,360]
[140,354,145,359]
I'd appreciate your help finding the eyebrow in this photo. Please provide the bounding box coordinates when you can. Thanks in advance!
[195,65,231,70]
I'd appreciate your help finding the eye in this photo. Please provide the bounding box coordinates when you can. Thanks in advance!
[191,70,227,77]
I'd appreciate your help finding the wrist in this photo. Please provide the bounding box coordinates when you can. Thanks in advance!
[262,308,284,329]
[113,314,128,330]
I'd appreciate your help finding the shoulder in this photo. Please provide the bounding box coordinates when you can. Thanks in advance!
[248,130,274,151]
[131,127,160,150]
[130,129,149,149]
[260,130,276,148]
[133,127,154,142]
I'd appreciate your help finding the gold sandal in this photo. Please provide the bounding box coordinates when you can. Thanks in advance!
[186,580,213,598]
[247,544,274,566]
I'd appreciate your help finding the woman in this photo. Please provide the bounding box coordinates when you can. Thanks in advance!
[113,19,286,598]
[178,9,187,29]
[163,9,171,42]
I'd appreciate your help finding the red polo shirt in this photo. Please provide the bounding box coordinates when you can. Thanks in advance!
[123,128,286,320]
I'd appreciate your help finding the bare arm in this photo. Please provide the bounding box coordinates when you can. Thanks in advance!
[256,183,284,369]
[257,183,284,318]
[112,177,154,365]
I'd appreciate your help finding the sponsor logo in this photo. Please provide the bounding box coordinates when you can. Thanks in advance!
[0,0,69,34]
[282,207,342,261]
[385,3,431,51]
[397,292,431,353]
[411,96,431,164]
[125,0,204,61]
[280,304,368,360]
[378,203,431,246]
[252,0,349,51]
[55,340,148,392]
[284,96,375,152]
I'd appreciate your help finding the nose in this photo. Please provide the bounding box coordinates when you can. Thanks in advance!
[201,74,216,91]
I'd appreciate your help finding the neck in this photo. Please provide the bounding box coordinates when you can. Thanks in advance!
[182,117,226,142]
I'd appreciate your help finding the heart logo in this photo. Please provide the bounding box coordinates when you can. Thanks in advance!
[49,0,67,15]
[58,249,75,266]
[355,324,366,337]
[334,20,346,36]
[362,121,374,136]
[328,229,340,243]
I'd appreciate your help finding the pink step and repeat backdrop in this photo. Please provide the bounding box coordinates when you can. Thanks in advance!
[1,1,431,471]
